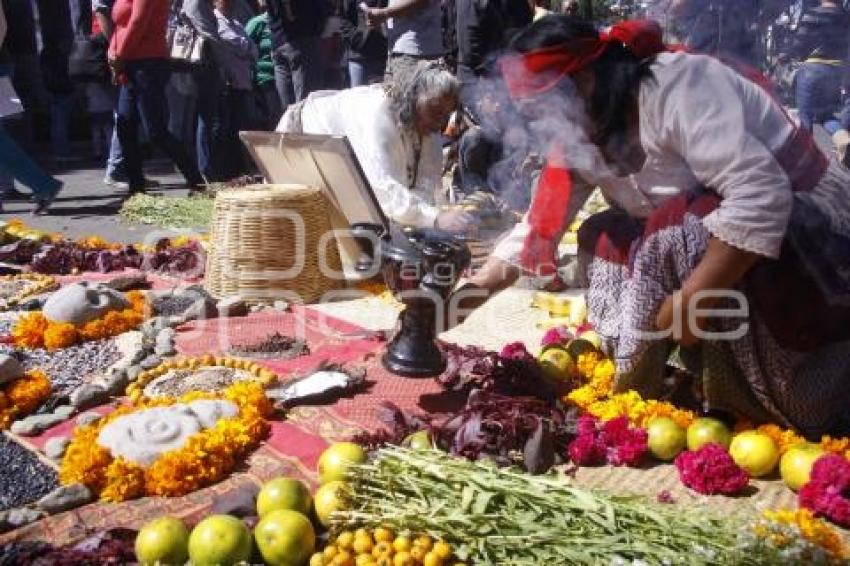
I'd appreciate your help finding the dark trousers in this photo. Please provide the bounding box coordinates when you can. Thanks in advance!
[116,59,203,191]
[214,87,254,179]
[194,64,225,181]
[273,36,321,111]
[796,62,850,133]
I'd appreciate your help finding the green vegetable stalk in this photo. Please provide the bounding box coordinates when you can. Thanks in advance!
[334,447,828,565]
[120,194,214,230]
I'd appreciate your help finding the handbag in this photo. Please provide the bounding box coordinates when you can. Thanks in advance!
[167,13,208,68]
[69,34,110,82]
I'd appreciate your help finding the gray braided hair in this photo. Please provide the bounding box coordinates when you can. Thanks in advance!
[384,59,459,128]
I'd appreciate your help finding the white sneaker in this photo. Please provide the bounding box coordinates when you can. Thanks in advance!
[104,175,130,190]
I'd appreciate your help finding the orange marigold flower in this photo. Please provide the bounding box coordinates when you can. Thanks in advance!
[0,370,51,430]
[11,312,49,349]
[44,322,79,350]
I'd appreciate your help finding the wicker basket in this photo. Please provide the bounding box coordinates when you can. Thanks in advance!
[204,184,344,304]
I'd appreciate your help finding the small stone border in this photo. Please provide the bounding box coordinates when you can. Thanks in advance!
[0,288,265,531]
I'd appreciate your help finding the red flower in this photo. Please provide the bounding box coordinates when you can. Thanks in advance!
[674,443,749,495]
[798,454,850,527]
[567,415,647,467]
[601,417,648,466]
[568,433,606,466]
[500,342,532,361]
[541,327,573,348]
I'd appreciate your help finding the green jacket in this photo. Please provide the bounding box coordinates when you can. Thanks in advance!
[245,13,274,86]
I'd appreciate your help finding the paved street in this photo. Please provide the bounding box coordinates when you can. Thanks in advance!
[0,154,188,243]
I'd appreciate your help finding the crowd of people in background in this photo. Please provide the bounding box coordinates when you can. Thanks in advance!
[2,0,850,215]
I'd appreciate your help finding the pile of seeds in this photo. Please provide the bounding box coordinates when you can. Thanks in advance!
[0,434,58,512]
[227,332,310,360]
[1,339,122,400]
[143,367,254,398]
[151,294,197,318]
[0,280,28,301]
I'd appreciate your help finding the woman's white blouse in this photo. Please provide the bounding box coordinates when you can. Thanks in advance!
[494,51,798,266]
[277,85,442,228]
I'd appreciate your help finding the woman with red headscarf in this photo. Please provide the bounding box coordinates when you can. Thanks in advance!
[455,16,850,437]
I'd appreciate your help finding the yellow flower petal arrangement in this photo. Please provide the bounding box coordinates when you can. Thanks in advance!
[0,369,51,430]
[757,508,848,561]
[0,273,58,308]
[11,290,148,350]
[126,355,278,403]
[59,381,272,502]
[565,349,850,459]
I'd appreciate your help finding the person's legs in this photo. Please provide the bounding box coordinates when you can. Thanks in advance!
[348,60,366,87]
[132,60,204,189]
[458,127,500,195]
[115,74,145,191]
[273,45,296,111]
[0,122,62,202]
[194,65,224,181]
[49,92,73,160]
[260,82,283,129]
[795,63,842,132]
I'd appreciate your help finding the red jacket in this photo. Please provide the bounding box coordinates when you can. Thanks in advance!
[109,0,169,61]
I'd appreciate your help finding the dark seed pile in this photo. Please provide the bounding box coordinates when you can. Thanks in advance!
[151,294,197,317]
[0,433,59,512]
[0,339,121,400]
[227,332,310,359]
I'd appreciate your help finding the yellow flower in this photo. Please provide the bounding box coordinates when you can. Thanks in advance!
[11,312,49,349]
[0,370,51,429]
[763,508,847,560]
[44,322,79,350]
[59,382,270,501]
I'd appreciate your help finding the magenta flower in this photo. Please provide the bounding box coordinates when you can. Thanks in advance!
[674,443,749,495]
[500,341,532,361]
[541,326,573,348]
[567,415,647,468]
[798,454,850,527]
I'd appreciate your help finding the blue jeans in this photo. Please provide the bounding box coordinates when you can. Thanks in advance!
[105,121,124,179]
[796,62,850,133]
[0,122,61,199]
[273,36,321,110]
[115,59,203,191]
[348,60,367,87]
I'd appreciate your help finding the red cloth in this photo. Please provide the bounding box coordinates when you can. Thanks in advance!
[501,20,663,100]
[108,0,169,61]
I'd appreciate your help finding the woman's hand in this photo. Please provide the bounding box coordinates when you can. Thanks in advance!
[655,237,760,347]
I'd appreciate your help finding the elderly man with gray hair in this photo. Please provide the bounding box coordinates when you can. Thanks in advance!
[277,60,472,233]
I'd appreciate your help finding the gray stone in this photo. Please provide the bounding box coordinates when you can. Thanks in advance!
[0,354,25,386]
[52,405,76,420]
[156,328,176,344]
[10,413,65,436]
[44,436,70,459]
[175,284,209,299]
[42,282,130,325]
[36,483,94,514]
[181,297,219,322]
[273,300,289,312]
[217,296,249,318]
[3,508,43,530]
[130,346,149,365]
[76,412,101,427]
[69,384,108,410]
[19,297,45,311]
[126,365,143,381]
[140,355,162,370]
[154,343,176,357]
[103,369,129,395]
